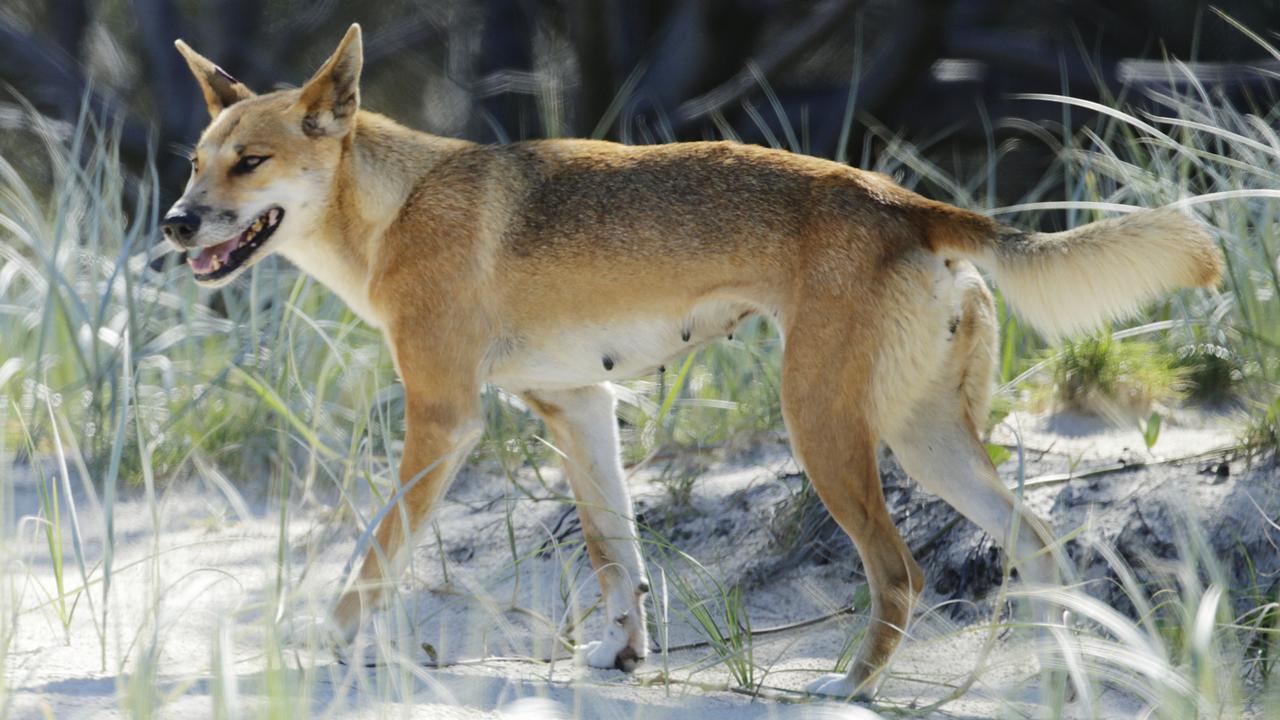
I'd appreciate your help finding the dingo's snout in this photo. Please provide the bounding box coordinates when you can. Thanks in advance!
[161,210,202,248]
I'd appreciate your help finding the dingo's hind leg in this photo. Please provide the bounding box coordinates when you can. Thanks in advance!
[780,314,924,699]
[885,411,1058,593]
[524,384,649,671]
[882,328,1065,700]
[886,266,1058,591]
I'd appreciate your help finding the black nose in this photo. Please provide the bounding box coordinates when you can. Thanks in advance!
[160,211,201,246]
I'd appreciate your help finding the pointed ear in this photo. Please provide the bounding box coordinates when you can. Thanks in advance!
[174,40,254,119]
[298,24,363,138]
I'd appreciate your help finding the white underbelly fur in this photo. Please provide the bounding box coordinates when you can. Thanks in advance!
[486,299,760,391]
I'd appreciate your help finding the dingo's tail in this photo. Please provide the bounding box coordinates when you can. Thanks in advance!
[924,206,1221,337]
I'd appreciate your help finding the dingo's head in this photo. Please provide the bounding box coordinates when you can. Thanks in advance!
[162,25,362,287]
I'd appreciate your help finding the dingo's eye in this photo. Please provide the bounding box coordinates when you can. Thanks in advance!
[232,155,270,176]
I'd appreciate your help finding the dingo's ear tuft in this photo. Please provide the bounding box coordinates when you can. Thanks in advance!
[299,24,363,138]
[174,40,255,119]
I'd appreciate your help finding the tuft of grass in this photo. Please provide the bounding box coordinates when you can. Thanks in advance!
[1241,395,1280,459]
[1047,334,1186,420]
[654,543,757,690]
[1034,514,1258,719]
[654,464,700,513]
[1174,343,1245,404]
[767,473,845,569]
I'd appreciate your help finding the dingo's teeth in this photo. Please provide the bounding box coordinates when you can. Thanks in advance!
[190,207,282,280]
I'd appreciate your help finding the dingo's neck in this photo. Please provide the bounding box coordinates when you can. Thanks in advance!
[279,112,472,326]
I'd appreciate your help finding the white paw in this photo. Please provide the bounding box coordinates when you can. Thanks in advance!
[578,639,622,668]
[805,673,865,700]
[500,697,570,719]
[577,638,644,671]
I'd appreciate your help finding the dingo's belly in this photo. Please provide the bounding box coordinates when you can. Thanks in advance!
[485,299,759,391]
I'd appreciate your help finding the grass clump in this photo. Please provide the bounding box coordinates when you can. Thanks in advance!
[1173,343,1245,405]
[654,464,701,512]
[1031,523,1250,718]
[1241,395,1280,459]
[1048,334,1186,419]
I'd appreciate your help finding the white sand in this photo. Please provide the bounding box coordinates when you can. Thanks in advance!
[2,409,1262,719]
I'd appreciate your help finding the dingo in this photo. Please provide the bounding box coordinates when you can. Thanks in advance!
[163,25,1221,698]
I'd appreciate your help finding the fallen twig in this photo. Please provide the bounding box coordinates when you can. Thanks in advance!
[1012,443,1243,490]
[656,604,857,654]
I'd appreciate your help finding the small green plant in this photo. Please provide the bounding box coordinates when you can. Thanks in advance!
[768,475,829,558]
[24,417,68,633]
[1174,344,1244,404]
[1141,411,1163,451]
[1048,334,1186,420]
[1242,396,1280,459]
[655,465,700,511]
[985,443,1013,466]
[668,568,755,689]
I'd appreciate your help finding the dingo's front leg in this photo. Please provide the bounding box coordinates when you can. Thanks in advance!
[524,384,649,671]
[333,361,482,642]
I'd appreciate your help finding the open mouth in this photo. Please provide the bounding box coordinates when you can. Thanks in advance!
[189,206,284,281]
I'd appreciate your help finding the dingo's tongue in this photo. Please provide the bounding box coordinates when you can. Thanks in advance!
[189,235,240,273]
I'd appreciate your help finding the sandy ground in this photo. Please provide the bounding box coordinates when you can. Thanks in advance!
[2,408,1273,719]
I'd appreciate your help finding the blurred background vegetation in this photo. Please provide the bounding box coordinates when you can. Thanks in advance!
[3,0,1280,204]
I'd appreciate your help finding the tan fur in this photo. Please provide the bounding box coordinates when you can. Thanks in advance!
[166,26,1223,693]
